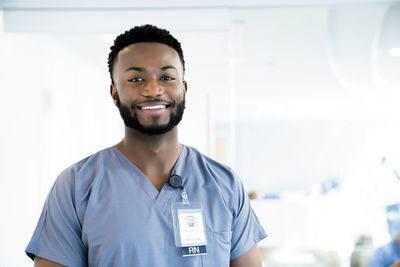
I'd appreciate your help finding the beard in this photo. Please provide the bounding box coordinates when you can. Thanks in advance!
[116,95,185,135]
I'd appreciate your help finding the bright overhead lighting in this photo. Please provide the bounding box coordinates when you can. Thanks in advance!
[102,34,115,44]
[388,48,400,57]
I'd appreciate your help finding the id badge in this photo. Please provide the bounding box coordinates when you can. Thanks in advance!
[171,202,207,257]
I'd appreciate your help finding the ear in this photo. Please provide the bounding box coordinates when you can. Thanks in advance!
[110,84,118,106]
[183,81,188,95]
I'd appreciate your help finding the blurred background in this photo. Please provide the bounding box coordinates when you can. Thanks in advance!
[0,0,400,266]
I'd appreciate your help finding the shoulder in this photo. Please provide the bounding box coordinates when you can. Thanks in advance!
[45,147,117,221]
[369,241,396,266]
[49,147,115,202]
[184,146,246,212]
[185,145,239,186]
[56,147,115,183]
[378,241,397,255]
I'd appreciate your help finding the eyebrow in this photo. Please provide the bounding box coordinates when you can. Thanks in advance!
[124,65,177,72]
[125,66,144,72]
[161,65,177,71]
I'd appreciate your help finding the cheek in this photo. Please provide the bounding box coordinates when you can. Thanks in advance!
[168,85,185,100]
[117,85,141,101]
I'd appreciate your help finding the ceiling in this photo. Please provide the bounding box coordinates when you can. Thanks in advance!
[0,0,399,9]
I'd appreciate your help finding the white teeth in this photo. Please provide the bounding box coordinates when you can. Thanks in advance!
[140,105,166,110]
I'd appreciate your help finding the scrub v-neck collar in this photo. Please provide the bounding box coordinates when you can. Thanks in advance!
[112,145,189,211]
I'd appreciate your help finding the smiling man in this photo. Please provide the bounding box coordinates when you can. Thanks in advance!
[25,24,266,267]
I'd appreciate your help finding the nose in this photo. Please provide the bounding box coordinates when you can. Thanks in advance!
[141,78,164,97]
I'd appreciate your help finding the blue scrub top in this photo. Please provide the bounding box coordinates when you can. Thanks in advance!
[368,241,400,267]
[26,146,266,266]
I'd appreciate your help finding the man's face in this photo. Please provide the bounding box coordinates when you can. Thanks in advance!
[186,216,195,227]
[111,42,187,135]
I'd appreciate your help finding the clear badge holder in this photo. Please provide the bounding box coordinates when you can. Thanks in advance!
[171,187,207,257]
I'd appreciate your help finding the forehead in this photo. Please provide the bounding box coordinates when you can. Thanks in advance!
[115,42,182,71]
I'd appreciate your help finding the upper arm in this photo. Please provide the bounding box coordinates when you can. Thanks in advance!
[34,256,66,267]
[228,175,267,259]
[230,245,262,267]
[25,168,87,266]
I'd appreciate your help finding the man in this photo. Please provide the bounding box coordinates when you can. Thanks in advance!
[368,204,400,267]
[25,25,266,266]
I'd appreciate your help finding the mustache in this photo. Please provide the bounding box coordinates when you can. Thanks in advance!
[130,98,176,109]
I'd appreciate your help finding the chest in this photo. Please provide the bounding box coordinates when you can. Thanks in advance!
[78,174,233,266]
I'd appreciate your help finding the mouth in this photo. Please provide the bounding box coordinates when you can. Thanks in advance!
[138,104,168,110]
[135,102,172,111]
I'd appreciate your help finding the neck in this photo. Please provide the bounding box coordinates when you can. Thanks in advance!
[115,126,183,191]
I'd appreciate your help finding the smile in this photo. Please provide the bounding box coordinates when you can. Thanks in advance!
[138,105,167,110]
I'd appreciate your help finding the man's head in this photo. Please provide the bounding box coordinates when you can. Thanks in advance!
[186,216,195,227]
[108,25,187,136]
[108,24,185,84]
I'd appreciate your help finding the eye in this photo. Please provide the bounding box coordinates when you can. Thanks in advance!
[160,75,175,81]
[129,77,144,82]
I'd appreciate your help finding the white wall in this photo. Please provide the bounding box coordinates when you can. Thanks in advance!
[0,32,122,265]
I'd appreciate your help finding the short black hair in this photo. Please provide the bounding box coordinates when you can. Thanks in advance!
[107,24,185,83]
